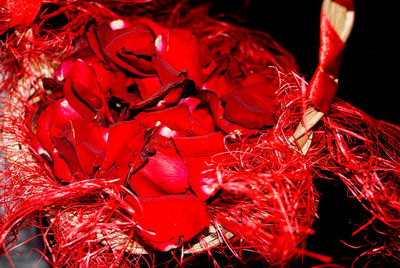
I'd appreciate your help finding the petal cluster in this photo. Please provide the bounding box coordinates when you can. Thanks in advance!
[32,19,280,251]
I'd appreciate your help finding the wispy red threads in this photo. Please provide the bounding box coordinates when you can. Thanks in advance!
[1,1,400,267]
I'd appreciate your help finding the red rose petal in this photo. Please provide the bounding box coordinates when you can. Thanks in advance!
[129,75,185,110]
[130,193,210,251]
[134,77,161,100]
[116,50,155,75]
[87,26,108,63]
[221,91,276,129]
[137,103,211,136]
[185,156,219,200]
[100,124,146,183]
[173,132,225,157]
[53,154,77,183]
[136,103,189,129]
[72,60,106,109]
[105,25,155,56]
[177,97,201,113]
[199,43,211,68]
[98,24,156,76]
[57,41,130,100]
[63,63,100,119]
[155,29,203,86]
[2,0,41,28]
[174,132,225,199]
[102,120,142,170]
[138,142,188,194]
[191,107,216,134]
[129,172,167,197]
[51,99,82,132]
[203,74,236,98]
[221,76,278,129]
[153,55,181,85]
[196,90,257,136]
[53,137,86,180]
[31,102,56,156]
[32,99,82,156]
[69,119,109,176]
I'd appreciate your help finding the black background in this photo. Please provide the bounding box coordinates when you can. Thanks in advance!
[210,0,399,126]
[209,0,399,267]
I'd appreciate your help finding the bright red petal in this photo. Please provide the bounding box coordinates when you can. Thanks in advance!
[132,193,210,251]
[173,132,225,157]
[155,29,203,86]
[3,0,41,28]
[134,77,162,100]
[138,142,188,194]
[174,132,225,199]
[129,172,167,197]
[53,154,77,183]
[102,120,142,170]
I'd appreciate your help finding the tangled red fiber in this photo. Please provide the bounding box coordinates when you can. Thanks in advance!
[0,0,400,267]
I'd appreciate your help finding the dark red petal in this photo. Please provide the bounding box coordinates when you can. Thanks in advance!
[191,107,216,134]
[55,59,75,81]
[63,77,94,118]
[100,125,146,183]
[53,137,86,180]
[155,29,203,86]
[133,193,210,251]
[203,74,236,98]
[177,97,201,113]
[137,104,210,136]
[87,26,107,63]
[221,92,276,129]
[196,90,257,136]
[69,60,106,111]
[116,50,155,75]
[221,75,278,129]
[153,55,181,85]
[102,120,142,170]
[63,64,99,119]
[69,119,108,176]
[52,99,83,131]
[80,51,130,99]
[199,43,211,68]
[129,75,185,110]
[104,25,155,56]
[32,99,82,156]
[53,154,77,183]
[100,24,156,76]
[139,143,188,194]
[31,102,56,156]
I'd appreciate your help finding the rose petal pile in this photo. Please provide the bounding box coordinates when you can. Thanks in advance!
[31,19,280,251]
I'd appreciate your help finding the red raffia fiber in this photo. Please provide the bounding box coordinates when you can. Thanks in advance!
[0,1,400,267]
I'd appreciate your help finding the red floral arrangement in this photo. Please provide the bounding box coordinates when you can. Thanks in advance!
[1,0,400,267]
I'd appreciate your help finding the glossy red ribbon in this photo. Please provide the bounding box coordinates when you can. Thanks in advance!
[308,0,353,114]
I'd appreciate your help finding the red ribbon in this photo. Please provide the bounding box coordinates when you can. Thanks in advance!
[308,0,352,114]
